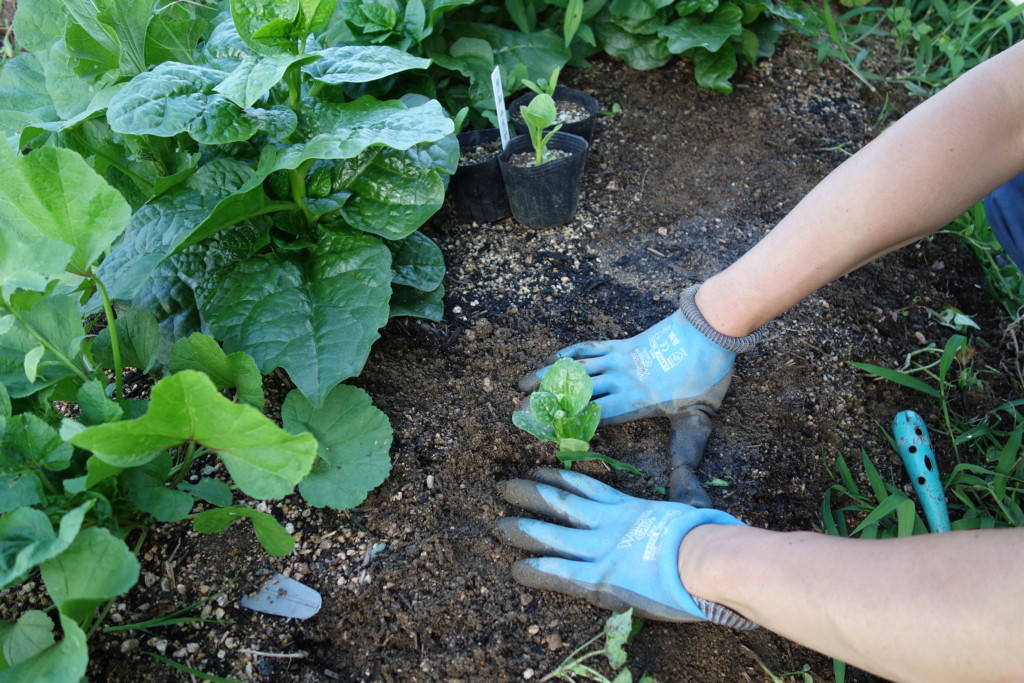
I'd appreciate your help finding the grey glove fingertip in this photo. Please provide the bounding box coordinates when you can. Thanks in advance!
[669,465,712,508]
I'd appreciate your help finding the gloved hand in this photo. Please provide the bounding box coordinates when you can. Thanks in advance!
[495,468,756,629]
[519,285,761,506]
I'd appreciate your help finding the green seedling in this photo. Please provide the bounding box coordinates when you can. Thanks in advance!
[541,609,654,683]
[522,66,561,96]
[601,103,622,117]
[521,94,563,166]
[514,358,640,475]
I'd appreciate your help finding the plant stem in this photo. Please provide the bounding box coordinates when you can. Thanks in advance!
[92,274,123,405]
[289,161,318,230]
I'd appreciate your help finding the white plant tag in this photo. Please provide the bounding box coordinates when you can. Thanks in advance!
[491,66,510,149]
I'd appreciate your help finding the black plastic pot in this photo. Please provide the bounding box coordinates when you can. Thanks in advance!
[508,85,600,143]
[449,128,510,224]
[499,132,589,229]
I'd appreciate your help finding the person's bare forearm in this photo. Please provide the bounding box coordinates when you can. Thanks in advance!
[679,524,1024,682]
[696,41,1024,337]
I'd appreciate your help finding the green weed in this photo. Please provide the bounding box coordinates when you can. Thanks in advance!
[541,609,654,683]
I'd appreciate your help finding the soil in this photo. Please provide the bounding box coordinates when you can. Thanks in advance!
[7,35,1021,683]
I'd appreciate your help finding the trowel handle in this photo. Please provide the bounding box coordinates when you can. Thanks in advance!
[892,410,951,533]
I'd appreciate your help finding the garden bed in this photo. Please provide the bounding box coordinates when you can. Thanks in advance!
[11,36,1015,682]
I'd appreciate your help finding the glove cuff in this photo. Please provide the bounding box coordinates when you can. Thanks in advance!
[679,284,762,353]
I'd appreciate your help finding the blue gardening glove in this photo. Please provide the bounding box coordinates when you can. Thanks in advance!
[495,468,757,629]
[519,285,762,506]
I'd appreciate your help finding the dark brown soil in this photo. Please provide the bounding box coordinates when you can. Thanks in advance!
[46,37,1022,683]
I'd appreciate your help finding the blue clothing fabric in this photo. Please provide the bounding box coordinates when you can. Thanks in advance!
[983,172,1024,271]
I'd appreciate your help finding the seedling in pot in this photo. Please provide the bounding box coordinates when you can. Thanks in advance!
[522,94,563,166]
[522,66,561,97]
[513,358,640,475]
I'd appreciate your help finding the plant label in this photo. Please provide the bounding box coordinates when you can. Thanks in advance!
[491,66,510,149]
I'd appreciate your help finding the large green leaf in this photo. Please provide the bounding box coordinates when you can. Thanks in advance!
[11,0,68,53]
[386,232,445,291]
[0,53,58,133]
[282,385,392,509]
[303,46,430,84]
[215,53,321,108]
[0,294,86,399]
[0,504,89,591]
[252,96,453,182]
[0,611,55,669]
[68,370,318,499]
[692,47,738,93]
[451,22,570,84]
[198,19,256,71]
[659,3,744,54]
[91,308,161,374]
[168,333,265,410]
[0,613,87,683]
[60,0,152,77]
[39,526,139,626]
[107,62,297,144]
[0,144,130,283]
[230,0,300,55]
[96,158,257,301]
[341,148,447,239]
[594,12,672,70]
[144,0,217,66]
[201,233,392,407]
[389,283,444,321]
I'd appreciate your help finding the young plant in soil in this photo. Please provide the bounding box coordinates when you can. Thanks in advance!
[520,94,564,167]
[540,609,655,683]
[513,358,640,475]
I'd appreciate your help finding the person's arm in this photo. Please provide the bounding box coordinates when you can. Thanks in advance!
[679,525,1024,683]
[697,40,1024,337]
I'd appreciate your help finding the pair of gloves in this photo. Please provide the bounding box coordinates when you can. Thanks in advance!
[497,285,761,627]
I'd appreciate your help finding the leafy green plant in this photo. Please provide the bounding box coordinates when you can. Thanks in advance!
[0,141,320,677]
[521,94,564,166]
[943,201,1024,318]
[523,65,562,95]
[513,358,640,474]
[2,0,452,513]
[541,609,654,683]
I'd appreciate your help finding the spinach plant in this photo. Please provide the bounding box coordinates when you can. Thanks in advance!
[523,65,561,96]
[513,358,640,474]
[521,94,563,166]
[2,0,452,510]
[0,142,321,679]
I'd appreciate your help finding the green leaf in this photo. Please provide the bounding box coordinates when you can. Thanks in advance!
[192,505,295,557]
[0,504,90,591]
[660,4,744,53]
[0,294,86,398]
[692,46,738,93]
[0,53,58,133]
[298,0,337,34]
[215,53,320,108]
[254,96,453,179]
[604,609,633,668]
[389,284,444,321]
[847,361,942,398]
[60,0,152,77]
[340,148,448,239]
[96,158,258,301]
[556,451,643,476]
[68,370,318,499]
[23,346,44,384]
[0,611,55,669]
[0,383,10,418]
[303,46,430,85]
[230,0,300,55]
[282,384,392,509]
[177,478,233,508]
[530,392,563,426]
[107,62,297,144]
[0,613,87,683]
[91,308,161,374]
[40,526,139,626]
[145,0,217,66]
[168,333,265,410]
[512,410,558,443]
[539,358,593,416]
[10,0,67,53]
[201,233,392,407]
[0,414,74,514]
[0,144,130,285]
[75,379,123,426]
[849,492,912,536]
[121,453,196,523]
[593,14,672,70]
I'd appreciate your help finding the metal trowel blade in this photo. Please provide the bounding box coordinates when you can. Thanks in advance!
[239,573,322,619]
